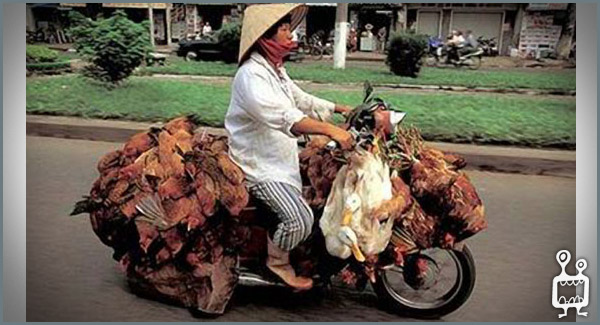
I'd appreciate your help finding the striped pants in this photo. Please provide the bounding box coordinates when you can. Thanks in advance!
[248,182,314,252]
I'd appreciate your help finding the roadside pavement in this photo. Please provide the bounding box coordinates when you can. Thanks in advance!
[26,114,575,178]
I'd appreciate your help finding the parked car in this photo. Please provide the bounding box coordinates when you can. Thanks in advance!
[176,35,237,63]
[177,35,303,64]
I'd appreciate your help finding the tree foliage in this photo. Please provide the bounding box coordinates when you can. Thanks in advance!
[385,32,429,78]
[216,21,241,64]
[69,10,152,85]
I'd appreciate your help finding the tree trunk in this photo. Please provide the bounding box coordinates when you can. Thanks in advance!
[556,3,576,59]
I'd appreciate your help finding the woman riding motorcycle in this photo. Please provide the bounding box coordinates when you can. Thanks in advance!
[446,30,465,63]
[224,4,354,291]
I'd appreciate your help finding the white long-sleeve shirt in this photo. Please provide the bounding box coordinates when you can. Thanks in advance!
[224,52,335,191]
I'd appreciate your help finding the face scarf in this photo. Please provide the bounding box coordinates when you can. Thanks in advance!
[257,37,296,69]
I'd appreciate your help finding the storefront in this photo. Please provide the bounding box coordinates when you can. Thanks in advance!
[297,3,401,52]
[406,3,519,55]
[304,3,336,38]
[27,3,74,44]
[518,3,571,58]
[171,3,241,41]
[349,3,401,52]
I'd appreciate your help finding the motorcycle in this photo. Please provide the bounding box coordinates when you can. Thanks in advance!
[26,28,47,44]
[229,83,477,319]
[303,30,334,60]
[427,36,483,70]
[296,31,323,60]
[477,36,499,57]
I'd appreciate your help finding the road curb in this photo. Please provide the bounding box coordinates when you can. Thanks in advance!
[145,73,575,97]
[371,83,576,96]
[373,83,577,96]
[26,115,575,178]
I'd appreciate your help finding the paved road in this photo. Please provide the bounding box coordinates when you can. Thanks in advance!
[26,136,576,321]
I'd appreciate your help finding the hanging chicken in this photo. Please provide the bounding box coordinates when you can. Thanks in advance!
[72,115,250,315]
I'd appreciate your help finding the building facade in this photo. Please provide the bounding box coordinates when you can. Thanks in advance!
[405,3,573,57]
[170,3,242,41]
[28,3,574,58]
[406,3,519,55]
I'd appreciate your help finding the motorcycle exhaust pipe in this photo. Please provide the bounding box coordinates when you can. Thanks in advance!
[238,272,286,287]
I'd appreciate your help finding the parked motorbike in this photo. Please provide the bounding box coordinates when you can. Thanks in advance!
[296,31,327,60]
[477,36,499,57]
[232,83,477,319]
[312,28,355,57]
[427,36,483,70]
[26,28,47,44]
[303,30,334,60]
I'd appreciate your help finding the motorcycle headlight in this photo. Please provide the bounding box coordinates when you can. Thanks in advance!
[389,111,407,129]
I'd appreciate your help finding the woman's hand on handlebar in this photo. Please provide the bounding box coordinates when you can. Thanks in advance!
[328,126,354,150]
[290,117,354,150]
[334,104,353,117]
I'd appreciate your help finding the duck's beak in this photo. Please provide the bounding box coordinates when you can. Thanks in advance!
[373,137,380,155]
[351,242,366,262]
[342,208,353,226]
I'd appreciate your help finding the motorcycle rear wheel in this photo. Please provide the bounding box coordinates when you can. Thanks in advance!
[467,55,482,70]
[311,46,324,60]
[372,245,476,319]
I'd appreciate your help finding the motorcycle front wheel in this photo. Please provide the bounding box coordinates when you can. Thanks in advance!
[372,245,476,319]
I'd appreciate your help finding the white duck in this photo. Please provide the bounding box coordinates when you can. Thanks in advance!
[320,164,365,262]
[320,147,397,261]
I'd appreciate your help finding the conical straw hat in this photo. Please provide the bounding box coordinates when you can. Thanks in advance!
[238,3,308,64]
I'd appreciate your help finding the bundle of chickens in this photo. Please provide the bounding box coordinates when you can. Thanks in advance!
[72,113,487,307]
[71,116,252,315]
[300,125,487,287]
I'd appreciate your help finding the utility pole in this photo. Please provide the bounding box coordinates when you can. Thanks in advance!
[148,6,155,47]
[165,4,172,46]
[333,3,348,69]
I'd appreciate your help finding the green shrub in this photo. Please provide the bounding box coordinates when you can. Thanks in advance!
[26,45,59,63]
[68,10,152,85]
[216,21,241,64]
[385,32,428,78]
